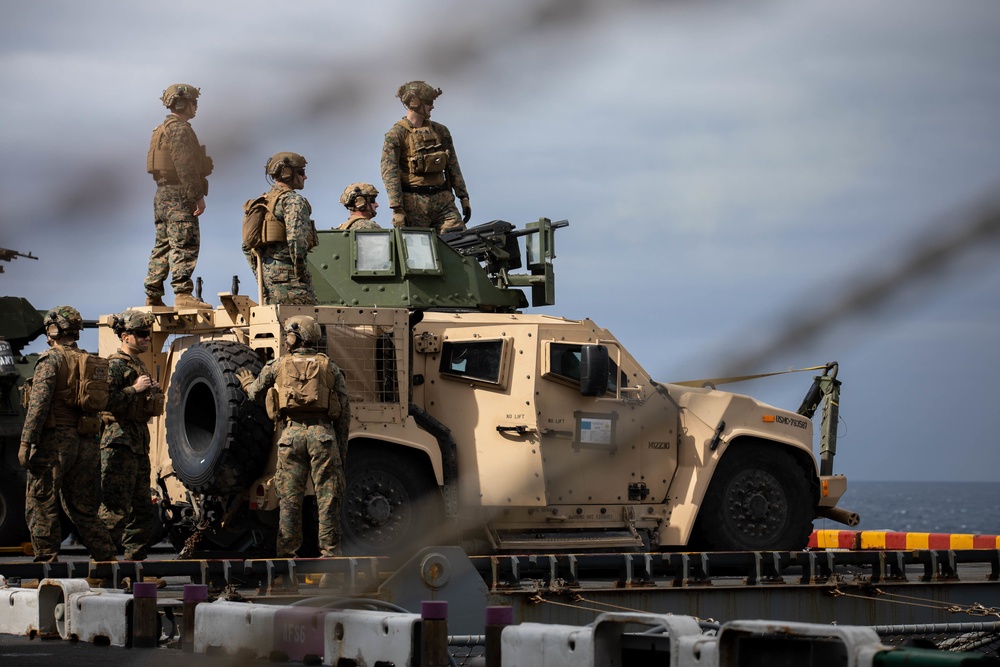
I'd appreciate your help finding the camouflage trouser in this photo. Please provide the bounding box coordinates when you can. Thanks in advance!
[274,421,344,558]
[255,244,317,305]
[397,190,466,234]
[145,185,200,298]
[25,426,117,562]
[99,444,154,560]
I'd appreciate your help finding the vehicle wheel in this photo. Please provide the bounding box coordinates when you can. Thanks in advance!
[0,472,27,546]
[165,341,273,495]
[342,445,443,558]
[694,445,814,551]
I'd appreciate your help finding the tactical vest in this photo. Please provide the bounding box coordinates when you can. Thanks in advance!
[243,189,287,247]
[275,352,337,418]
[146,116,213,182]
[107,351,164,422]
[396,120,450,188]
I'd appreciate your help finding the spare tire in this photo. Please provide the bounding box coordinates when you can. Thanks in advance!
[165,341,273,495]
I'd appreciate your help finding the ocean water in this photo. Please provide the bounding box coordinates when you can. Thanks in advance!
[818,480,1000,535]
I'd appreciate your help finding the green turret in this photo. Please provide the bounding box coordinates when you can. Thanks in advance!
[309,218,566,311]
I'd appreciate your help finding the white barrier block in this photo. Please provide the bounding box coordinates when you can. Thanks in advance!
[675,634,719,667]
[193,599,281,656]
[37,578,93,638]
[718,619,890,667]
[502,622,594,667]
[503,612,706,667]
[66,591,133,646]
[323,609,421,667]
[0,587,40,636]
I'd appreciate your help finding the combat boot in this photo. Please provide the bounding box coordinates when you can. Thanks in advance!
[174,293,212,309]
[145,295,165,307]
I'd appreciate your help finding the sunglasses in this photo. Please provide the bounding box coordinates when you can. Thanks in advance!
[130,329,152,338]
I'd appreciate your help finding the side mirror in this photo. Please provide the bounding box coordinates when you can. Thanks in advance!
[580,345,609,397]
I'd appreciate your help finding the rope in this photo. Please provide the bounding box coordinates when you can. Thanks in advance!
[832,586,1000,618]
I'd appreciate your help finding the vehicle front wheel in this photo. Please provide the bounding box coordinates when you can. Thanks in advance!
[342,445,444,559]
[693,444,814,551]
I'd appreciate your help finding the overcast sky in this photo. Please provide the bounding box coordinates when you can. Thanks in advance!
[2,0,1000,489]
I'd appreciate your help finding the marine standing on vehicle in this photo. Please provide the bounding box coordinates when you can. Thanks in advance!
[337,182,382,231]
[237,316,350,559]
[144,83,213,309]
[19,306,117,563]
[381,81,471,234]
[243,152,319,305]
[99,312,163,561]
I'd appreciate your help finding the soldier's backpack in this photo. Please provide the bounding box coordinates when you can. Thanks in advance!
[275,353,334,416]
[67,349,110,413]
[242,189,285,248]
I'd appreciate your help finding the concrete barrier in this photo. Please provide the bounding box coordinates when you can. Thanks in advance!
[37,578,93,638]
[323,608,421,667]
[64,590,132,646]
[717,619,889,667]
[193,599,281,656]
[0,586,40,636]
[501,612,705,667]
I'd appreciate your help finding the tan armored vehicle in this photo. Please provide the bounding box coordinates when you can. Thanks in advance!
[99,220,854,557]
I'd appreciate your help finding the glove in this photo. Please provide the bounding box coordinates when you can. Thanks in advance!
[18,441,33,469]
[460,198,472,224]
[391,208,407,228]
[236,369,256,392]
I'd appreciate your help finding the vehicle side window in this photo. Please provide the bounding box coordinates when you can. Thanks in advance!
[549,343,624,393]
[440,340,505,385]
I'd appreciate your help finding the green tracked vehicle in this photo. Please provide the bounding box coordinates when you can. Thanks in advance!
[104,220,855,558]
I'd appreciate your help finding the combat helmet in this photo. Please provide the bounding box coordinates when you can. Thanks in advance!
[111,311,155,338]
[43,306,83,336]
[265,152,308,182]
[340,182,379,211]
[397,81,442,110]
[161,83,200,111]
[284,315,322,345]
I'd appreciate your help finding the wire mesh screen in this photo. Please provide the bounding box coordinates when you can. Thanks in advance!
[323,319,404,406]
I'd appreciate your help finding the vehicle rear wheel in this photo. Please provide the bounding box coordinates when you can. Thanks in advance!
[165,341,273,495]
[342,445,443,558]
[694,445,814,551]
[0,472,27,546]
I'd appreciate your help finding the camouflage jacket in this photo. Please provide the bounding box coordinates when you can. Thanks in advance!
[246,348,351,453]
[21,344,79,443]
[338,215,381,231]
[156,114,209,202]
[101,349,154,454]
[380,117,469,209]
[270,183,318,274]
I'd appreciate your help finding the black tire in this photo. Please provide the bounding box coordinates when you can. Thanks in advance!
[342,444,443,558]
[693,444,814,551]
[165,341,273,495]
[0,472,27,546]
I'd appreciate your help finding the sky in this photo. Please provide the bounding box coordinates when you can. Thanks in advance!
[2,0,1000,487]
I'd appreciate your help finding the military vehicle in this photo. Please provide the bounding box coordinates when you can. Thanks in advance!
[101,220,856,557]
[0,250,43,546]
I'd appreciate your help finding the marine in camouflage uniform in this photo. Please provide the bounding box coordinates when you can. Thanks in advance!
[381,81,471,235]
[243,152,318,305]
[237,316,350,558]
[18,307,116,563]
[99,312,162,560]
[144,83,213,309]
[337,182,382,231]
